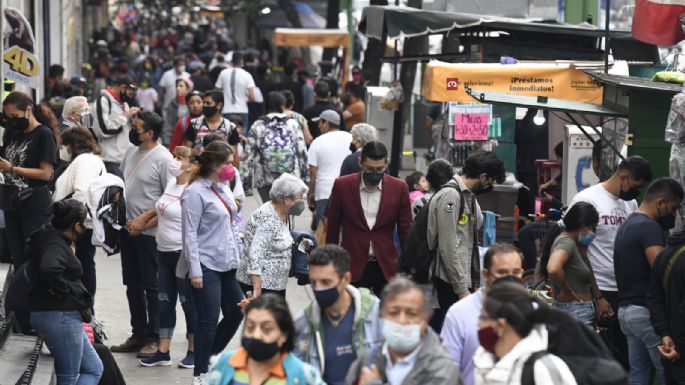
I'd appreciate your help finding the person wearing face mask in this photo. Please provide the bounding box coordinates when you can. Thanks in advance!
[27,199,104,385]
[138,146,197,369]
[237,172,308,298]
[340,123,379,177]
[110,111,173,357]
[169,91,203,153]
[90,76,140,178]
[53,126,106,300]
[59,96,93,133]
[441,243,525,385]
[614,178,684,385]
[159,58,191,113]
[0,91,57,269]
[183,90,240,157]
[162,77,194,147]
[344,275,461,385]
[568,155,652,368]
[326,141,411,295]
[538,202,600,326]
[427,150,505,328]
[206,294,325,385]
[473,281,577,385]
[181,141,244,384]
[293,245,382,385]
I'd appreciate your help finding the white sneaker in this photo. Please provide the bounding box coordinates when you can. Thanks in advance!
[192,376,203,385]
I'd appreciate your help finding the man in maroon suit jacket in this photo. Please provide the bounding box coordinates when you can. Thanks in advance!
[326,141,411,294]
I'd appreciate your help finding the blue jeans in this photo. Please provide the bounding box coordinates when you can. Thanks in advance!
[618,305,666,385]
[315,199,329,228]
[192,267,244,376]
[553,300,595,327]
[120,232,159,341]
[158,250,197,342]
[31,311,103,385]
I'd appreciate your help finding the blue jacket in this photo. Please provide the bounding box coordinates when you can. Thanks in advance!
[205,349,324,385]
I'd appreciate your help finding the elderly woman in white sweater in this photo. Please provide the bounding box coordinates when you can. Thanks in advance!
[54,126,106,299]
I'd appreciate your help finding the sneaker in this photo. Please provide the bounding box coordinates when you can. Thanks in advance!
[136,341,159,358]
[110,336,145,353]
[192,376,203,385]
[139,351,172,367]
[178,351,194,369]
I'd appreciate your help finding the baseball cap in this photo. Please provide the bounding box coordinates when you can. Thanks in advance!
[312,109,340,126]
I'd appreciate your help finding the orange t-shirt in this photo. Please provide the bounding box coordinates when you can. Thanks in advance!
[344,100,366,130]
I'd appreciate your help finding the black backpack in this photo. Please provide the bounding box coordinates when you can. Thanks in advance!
[399,183,463,283]
[521,306,628,385]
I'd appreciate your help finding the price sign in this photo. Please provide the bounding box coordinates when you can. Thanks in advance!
[454,112,490,140]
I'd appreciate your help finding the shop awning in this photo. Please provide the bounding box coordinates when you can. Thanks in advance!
[272,28,349,48]
[359,5,633,40]
[421,61,604,104]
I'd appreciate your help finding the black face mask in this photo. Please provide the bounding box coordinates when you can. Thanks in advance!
[129,129,142,146]
[203,105,218,117]
[349,142,357,153]
[314,285,340,309]
[242,337,280,361]
[73,223,87,240]
[363,171,383,186]
[476,182,494,195]
[120,91,130,103]
[5,115,29,131]
[619,187,640,201]
[657,207,677,231]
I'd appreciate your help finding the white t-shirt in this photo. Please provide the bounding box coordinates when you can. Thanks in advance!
[155,180,186,252]
[308,130,353,201]
[136,88,158,112]
[215,67,255,114]
[569,183,638,292]
[159,69,191,108]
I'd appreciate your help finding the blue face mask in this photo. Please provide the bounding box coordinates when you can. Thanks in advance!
[578,230,596,246]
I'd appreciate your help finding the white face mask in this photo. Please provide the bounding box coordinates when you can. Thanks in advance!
[59,146,72,162]
[168,159,184,177]
[382,319,422,353]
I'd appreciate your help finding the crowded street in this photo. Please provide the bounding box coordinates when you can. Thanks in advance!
[3,1,685,385]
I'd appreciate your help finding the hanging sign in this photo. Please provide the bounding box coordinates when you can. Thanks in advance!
[2,7,40,89]
[451,104,492,141]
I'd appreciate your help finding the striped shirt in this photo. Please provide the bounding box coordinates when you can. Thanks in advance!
[181,177,242,278]
[227,349,286,385]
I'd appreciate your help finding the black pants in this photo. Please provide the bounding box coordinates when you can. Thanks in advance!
[120,231,159,341]
[434,278,460,331]
[75,229,97,299]
[600,290,630,370]
[352,260,387,296]
[103,162,122,179]
[4,186,51,269]
[257,185,272,204]
[664,357,685,385]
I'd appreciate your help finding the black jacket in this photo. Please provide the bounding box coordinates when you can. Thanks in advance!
[647,231,685,348]
[27,226,92,312]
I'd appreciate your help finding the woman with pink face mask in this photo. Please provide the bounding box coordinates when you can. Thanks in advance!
[139,145,197,369]
[181,141,244,384]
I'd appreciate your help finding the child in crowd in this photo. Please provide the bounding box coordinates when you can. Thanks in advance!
[406,171,429,204]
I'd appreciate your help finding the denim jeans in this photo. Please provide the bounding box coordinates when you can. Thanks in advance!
[158,250,197,341]
[553,300,595,327]
[120,232,159,341]
[192,266,244,376]
[31,310,103,385]
[315,199,329,228]
[618,305,666,385]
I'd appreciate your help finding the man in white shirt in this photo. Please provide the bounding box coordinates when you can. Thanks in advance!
[158,58,190,112]
[307,110,352,228]
[215,52,255,130]
[568,155,652,368]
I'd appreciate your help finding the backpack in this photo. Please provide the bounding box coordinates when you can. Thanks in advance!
[520,306,628,385]
[399,183,463,283]
[259,116,296,175]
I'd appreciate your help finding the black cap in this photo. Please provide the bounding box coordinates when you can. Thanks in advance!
[114,76,137,90]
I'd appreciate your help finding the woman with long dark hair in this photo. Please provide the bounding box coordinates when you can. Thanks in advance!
[0,91,57,268]
[538,202,600,326]
[181,140,244,384]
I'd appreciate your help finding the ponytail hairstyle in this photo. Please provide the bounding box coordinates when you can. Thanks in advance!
[189,140,233,184]
[538,202,599,279]
[483,280,548,338]
[51,199,87,231]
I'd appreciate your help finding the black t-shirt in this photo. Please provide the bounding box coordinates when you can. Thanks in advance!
[303,101,344,139]
[276,79,304,113]
[1,125,57,188]
[184,116,239,152]
[615,212,666,307]
[190,75,213,93]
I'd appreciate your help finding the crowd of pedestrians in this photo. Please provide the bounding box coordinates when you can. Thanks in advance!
[4,6,685,385]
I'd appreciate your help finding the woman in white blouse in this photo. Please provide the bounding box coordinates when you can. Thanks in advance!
[237,173,308,298]
[53,126,106,299]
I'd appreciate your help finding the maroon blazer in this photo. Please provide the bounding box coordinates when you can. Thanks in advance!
[326,172,412,282]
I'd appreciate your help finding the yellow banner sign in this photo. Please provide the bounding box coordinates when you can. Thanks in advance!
[421,62,603,104]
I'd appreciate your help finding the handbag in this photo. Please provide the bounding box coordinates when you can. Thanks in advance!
[0,183,34,211]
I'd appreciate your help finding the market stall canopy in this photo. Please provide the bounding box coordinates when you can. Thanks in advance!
[422,61,603,104]
[255,2,326,29]
[359,5,633,40]
[272,28,349,48]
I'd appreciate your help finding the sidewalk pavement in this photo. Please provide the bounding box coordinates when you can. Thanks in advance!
[95,194,313,385]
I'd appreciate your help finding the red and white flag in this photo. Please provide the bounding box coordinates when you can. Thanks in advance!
[632,0,685,45]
